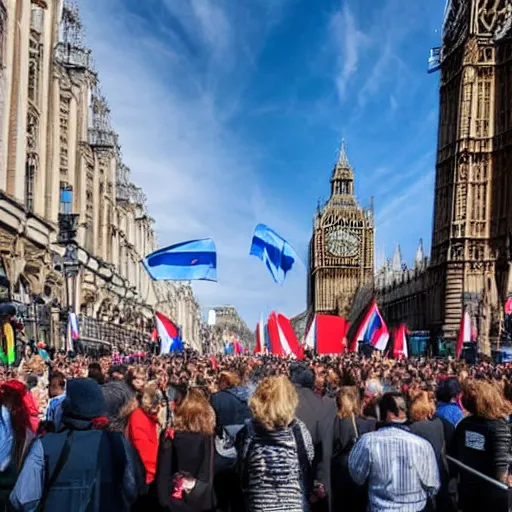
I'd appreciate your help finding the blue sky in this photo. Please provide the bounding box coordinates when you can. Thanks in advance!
[81,0,445,326]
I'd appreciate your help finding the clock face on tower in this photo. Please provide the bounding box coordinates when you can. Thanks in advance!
[326,228,359,257]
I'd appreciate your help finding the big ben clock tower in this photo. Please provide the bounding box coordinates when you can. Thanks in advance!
[308,141,374,317]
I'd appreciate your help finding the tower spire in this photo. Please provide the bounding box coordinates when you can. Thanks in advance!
[337,138,350,168]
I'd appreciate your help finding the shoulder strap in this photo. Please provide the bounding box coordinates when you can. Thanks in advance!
[37,430,74,512]
[351,414,359,441]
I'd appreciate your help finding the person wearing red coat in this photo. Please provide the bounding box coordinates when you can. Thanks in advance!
[127,381,162,484]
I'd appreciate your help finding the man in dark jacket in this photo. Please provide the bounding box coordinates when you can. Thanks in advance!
[10,378,144,512]
[290,363,335,510]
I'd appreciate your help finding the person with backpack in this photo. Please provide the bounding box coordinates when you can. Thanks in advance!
[9,378,142,512]
[237,375,314,512]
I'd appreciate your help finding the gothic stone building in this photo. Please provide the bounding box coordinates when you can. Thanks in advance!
[378,0,512,355]
[0,0,203,351]
[308,142,374,318]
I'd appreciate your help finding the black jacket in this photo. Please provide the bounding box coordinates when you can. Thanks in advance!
[156,431,216,512]
[210,387,251,434]
[451,415,511,512]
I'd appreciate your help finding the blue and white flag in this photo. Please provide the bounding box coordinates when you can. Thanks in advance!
[250,224,299,285]
[144,238,217,281]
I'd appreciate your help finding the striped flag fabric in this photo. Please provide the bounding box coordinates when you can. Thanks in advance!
[249,224,299,285]
[350,301,389,353]
[144,238,217,281]
[456,311,472,359]
[155,312,183,354]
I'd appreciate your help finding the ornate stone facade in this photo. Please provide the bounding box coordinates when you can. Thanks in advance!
[378,0,512,354]
[0,0,202,351]
[210,306,255,352]
[308,141,374,318]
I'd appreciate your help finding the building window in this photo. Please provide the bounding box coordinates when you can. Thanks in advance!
[25,162,35,212]
[59,183,73,214]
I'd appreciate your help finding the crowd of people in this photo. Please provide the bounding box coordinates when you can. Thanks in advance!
[0,347,510,511]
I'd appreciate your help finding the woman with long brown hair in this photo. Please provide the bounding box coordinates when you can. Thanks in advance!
[156,389,216,512]
[328,386,376,512]
[452,379,512,512]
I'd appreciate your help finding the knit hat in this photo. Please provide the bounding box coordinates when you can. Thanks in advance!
[62,378,107,426]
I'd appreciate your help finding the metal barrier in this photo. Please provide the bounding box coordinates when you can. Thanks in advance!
[446,455,512,511]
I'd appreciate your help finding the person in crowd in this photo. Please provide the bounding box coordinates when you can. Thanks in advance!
[44,371,66,433]
[87,362,105,385]
[361,379,383,420]
[435,377,464,427]
[451,379,512,512]
[0,380,36,509]
[127,380,162,512]
[156,388,217,512]
[210,371,251,512]
[410,391,445,459]
[323,386,376,512]
[126,365,147,400]
[10,378,142,511]
[101,380,138,434]
[109,364,128,382]
[290,362,334,510]
[348,391,440,511]
[237,375,314,512]
[410,390,456,512]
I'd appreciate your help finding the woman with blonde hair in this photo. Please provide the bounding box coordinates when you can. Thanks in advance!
[237,375,314,512]
[452,379,512,512]
[156,388,217,512]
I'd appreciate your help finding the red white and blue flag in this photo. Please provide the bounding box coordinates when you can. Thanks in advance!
[350,301,389,352]
[155,311,183,354]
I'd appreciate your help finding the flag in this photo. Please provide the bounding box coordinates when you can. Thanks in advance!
[393,324,409,359]
[267,312,302,358]
[304,315,347,354]
[250,224,299,285]
[144,239,217,281]
[350,301,389,352]
[155,312,183,354]
[456,311,472,359]
[69,312,80,340]
[254,316,265,354]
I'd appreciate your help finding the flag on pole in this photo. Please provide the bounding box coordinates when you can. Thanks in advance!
[144,239,217,281]
[249,224,299,285]
[155,312,183,354]
[350,301,389,353]
[456,311,472,359]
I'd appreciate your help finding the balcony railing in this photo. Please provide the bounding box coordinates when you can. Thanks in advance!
[88,128,115,148]
[55,42,92,70]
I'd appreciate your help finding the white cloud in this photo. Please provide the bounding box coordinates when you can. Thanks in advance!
[329,3,369,101]
[80,0,308,326]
